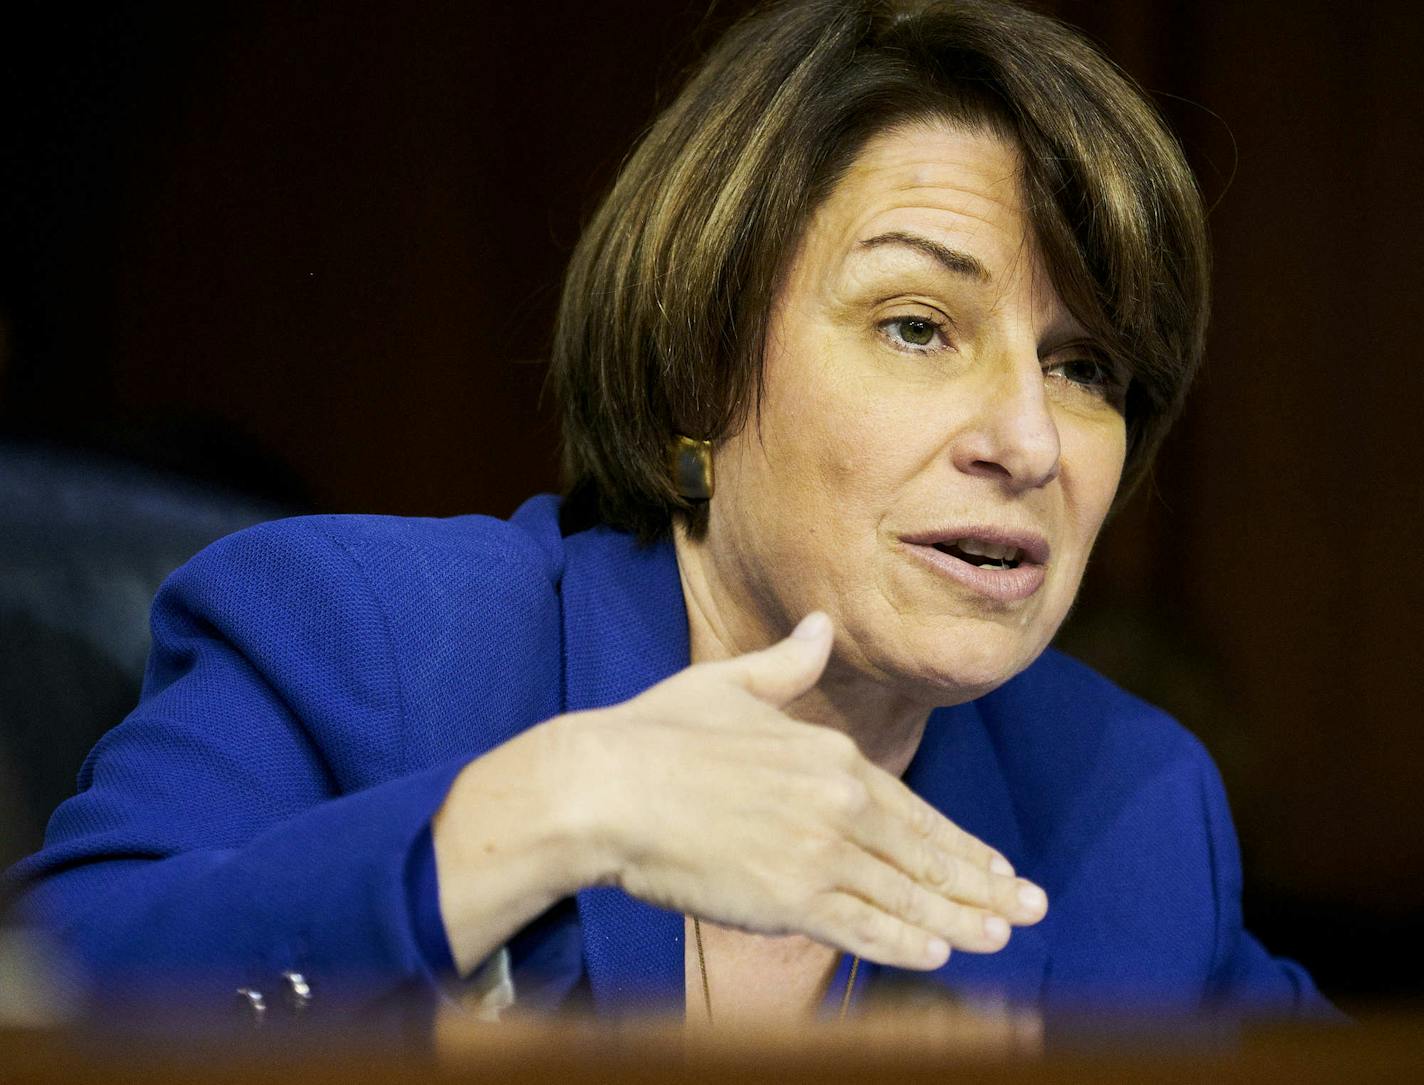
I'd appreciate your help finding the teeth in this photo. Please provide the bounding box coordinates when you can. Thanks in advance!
[956,538,1023,562]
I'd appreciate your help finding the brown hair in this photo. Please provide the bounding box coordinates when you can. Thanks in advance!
[550,0,1209,541]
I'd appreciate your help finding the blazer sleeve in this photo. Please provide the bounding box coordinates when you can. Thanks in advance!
[5,514,558,1023]
[1198,750,1342,1019]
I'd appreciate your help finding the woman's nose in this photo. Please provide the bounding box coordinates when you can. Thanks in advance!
[950,357,1061,491]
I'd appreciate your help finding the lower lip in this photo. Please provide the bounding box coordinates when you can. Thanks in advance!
[901,543,1047,603]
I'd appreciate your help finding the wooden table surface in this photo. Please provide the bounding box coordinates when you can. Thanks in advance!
[4,1011,1423,1084]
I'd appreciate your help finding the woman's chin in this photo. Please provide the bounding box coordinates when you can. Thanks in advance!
[880,622,1048,706]
[917,667,1019,707]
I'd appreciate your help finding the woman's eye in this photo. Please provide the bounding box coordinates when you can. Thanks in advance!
[880,316,946,351]
[1048,357,1113,390]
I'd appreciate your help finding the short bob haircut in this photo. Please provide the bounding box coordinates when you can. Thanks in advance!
[551,0,1209,542]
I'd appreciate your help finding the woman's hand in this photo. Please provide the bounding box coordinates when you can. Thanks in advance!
[570,612,1048,971]
[433,611,1046,977]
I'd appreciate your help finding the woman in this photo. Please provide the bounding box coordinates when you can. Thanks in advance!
[10,0,1329,1029]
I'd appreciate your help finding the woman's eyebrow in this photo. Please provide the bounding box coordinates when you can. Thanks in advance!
[856,231,991,283]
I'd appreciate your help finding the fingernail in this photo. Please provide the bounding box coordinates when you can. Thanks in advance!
[984,915,1010,941]
[925,937,950,963]
[1017,885,1047,913]
[793,612,828,640]
[990,854,1014,877]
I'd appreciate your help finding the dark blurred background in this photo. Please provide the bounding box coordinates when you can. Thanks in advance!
[1,0,1420,1013]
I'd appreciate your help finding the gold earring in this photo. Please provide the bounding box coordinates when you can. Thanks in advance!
[670,435,714,501]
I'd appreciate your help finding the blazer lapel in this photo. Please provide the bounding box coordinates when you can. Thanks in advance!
[897,701,1049,1004]
[561,526,690,1016]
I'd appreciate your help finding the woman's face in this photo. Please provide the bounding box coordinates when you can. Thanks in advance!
[701,120,1127,704]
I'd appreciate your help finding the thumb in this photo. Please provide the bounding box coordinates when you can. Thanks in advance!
[717,611,833,708]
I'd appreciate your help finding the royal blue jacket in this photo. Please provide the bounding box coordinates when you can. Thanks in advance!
[10,495,1330,1022]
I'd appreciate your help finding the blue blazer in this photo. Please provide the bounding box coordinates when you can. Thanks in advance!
[11,495,1329,1022]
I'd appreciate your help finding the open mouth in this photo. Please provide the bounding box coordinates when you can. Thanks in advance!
[902,528,1048,601]
[932,539,1024,571]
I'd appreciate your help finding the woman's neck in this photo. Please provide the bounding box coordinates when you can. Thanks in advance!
[674,530,932,780]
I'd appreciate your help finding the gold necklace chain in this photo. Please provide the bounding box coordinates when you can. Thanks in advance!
[691,916,861,1025]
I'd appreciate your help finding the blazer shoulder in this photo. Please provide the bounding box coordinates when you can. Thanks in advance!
[149,503,569,777]
[231,502,560,573]
[978,647,1231,869]
[989,646,1215,773]
[989,653,1244,1006]
[167,500,566,617]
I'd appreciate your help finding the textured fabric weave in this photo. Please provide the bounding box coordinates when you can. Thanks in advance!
[7,494,1332,1024]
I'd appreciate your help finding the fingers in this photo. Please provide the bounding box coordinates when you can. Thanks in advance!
[808,891,953,971]
[809,844,1039,970]
[710,611,833,708]
[836,850,1014,955]
[847,789,1048,928]
[865,769,1009,876]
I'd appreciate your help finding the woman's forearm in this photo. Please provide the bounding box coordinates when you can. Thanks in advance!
[430,713,615,977]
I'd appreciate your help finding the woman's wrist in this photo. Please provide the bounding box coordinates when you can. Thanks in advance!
[431,713,620,975]
[546,706,666,895]
[535,710,628,890]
